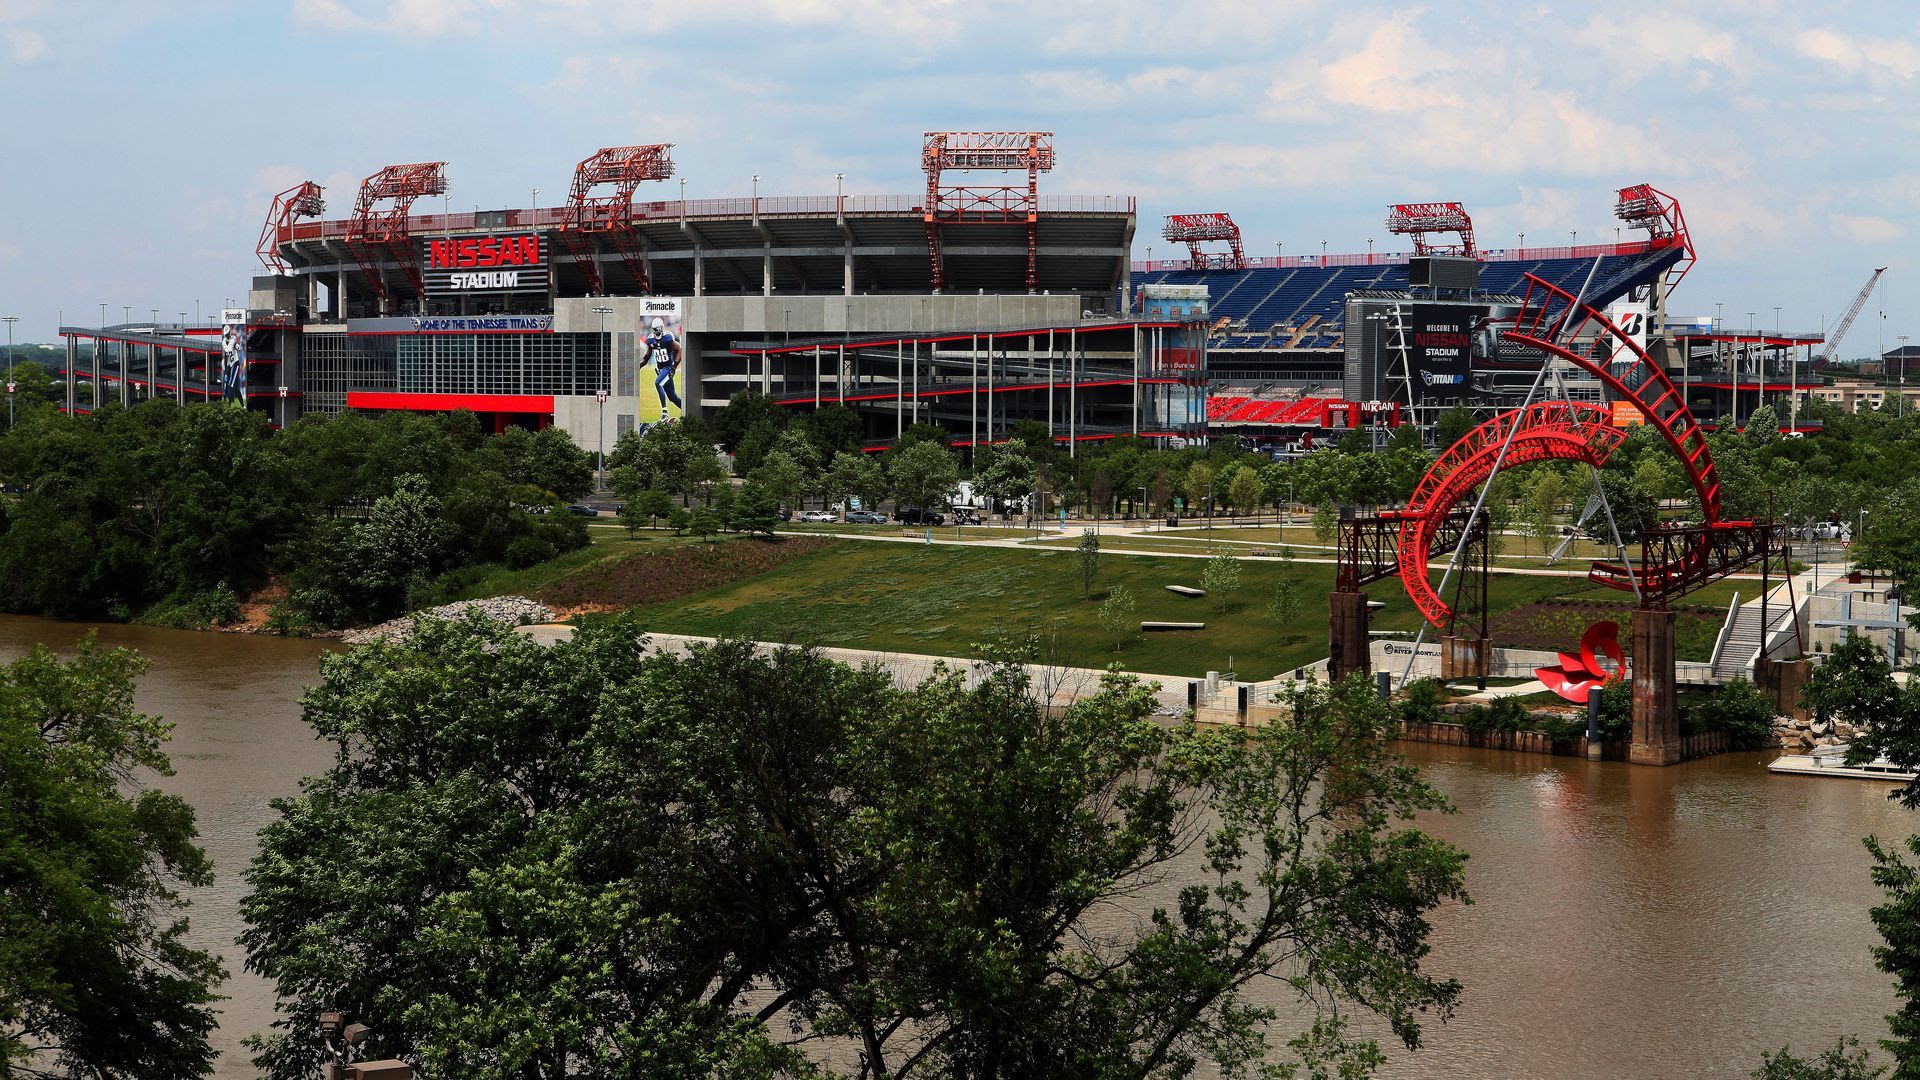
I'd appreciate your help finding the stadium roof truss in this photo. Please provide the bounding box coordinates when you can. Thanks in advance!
[923,131,1055,294]
[1384,201,1476,257]
[557,144,674,296]
[1162,212,1246,270]
[346,161,449,305]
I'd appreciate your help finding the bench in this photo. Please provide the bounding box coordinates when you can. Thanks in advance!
[1142,621,1205,632]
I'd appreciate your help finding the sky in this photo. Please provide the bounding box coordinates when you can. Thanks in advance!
[0,0,1916,355]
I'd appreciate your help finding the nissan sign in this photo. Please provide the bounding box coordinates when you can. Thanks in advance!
[420,234,550,294]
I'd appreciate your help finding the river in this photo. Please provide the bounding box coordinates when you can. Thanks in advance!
[1,614,1908,1079]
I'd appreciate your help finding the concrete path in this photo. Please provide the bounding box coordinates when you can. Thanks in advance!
[515,626,1198,716]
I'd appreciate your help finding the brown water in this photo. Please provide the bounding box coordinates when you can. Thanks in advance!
[0,613,1908,1079]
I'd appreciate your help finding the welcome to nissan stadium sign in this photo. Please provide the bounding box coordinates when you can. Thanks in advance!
[420,234,549,294]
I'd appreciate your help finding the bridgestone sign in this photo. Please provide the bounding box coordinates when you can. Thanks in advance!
[420,234,550,295]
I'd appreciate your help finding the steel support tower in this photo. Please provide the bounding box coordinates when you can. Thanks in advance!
[1161,212,1246,270]
[1384,202,1476,257]
[1614,183,1695,297]
[346,161,449,306]
[922,131,1054,293]
[257,181,326,274]
[556,144,675,295]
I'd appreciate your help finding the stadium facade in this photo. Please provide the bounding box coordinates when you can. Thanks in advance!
[54,141,1823,454]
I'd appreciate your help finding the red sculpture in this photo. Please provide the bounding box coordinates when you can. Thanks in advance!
[1535,621,1627,703]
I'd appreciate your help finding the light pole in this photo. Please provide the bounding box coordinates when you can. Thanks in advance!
[679,176,687,219]
[2,315,17,428]
[1321,239,1328,262]
[1746,311,1756,428]
[592,305,614,491]
[834,171,844,209]
[1570,230,1577,248]
[1518,232,1524,251]
[1275,240,1282,264]
[1366,237,1374,262]
[751,174,760,214]
[531,187,539,218]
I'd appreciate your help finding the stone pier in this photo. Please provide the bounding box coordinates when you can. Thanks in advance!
[1329,591,1372,683]
[1630,607,1681,766]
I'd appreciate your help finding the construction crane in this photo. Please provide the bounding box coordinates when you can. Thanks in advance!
[1819,267,1887,367]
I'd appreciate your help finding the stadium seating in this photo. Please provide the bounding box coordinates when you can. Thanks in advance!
[1133,252,1661,352]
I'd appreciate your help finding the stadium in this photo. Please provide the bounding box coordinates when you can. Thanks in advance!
[54,134,1823,455]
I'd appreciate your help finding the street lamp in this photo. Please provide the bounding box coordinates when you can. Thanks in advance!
[1366,237,1374,261]
[531,187,539,217]
[1518,232,1524,251]
[1570,230,1577,247]
[834,171,844,207]
[592,305,614,491]
[1321,239,1328,262]
[2,315,17,429]
[751,174,760,214]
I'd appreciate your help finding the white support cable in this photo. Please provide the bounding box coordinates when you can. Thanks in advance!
[1552,365,1641,604]
[1397,257,1606,689]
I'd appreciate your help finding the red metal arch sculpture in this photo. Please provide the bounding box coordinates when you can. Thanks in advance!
[1393,401,1626,626]
[1395,268,1765,629]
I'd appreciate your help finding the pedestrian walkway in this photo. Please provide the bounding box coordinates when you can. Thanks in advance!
[515,626,1196,715]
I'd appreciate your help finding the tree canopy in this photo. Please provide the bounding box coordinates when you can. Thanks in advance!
[242,617,1468,1079]
[0,636,224,1079]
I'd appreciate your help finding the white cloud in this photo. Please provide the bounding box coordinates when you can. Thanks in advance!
[1795,26,1920,81]
[1834,213,1905,244]
[4,27,44,60]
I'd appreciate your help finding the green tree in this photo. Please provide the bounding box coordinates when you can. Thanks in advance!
[819,450,885,514]
[1435,404,1477,449]
[750,449,810,513]
[1524,468,1568,555]
[710,388,786,454]
[1313,501,1341,545]
[337,473,453,619]
[1746,402,1782,444]
[887,439,960,511]
[1184,460,1217,518]
[1,637,224,1078]
[240,619,1470,1079]
[1097,583,1135,652]
[1266,576,1304,639]
[974,439,1037,514]
[1201,550,1242,612]
[1226,462,1264,521]
[1752,1036,1884,1079]
[1076,529,1101,599]
[616,497,649,536]
[729,481,781,536]
[689,504,723,541]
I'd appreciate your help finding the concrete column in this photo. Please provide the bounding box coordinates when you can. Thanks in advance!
[1329,591,1372,683]
[844,247,854,296]
[693,249,705,297]
[762,246,773,297]
[336,271,347,320]
[1441,634,1489,681]
[1630,607,1681,765]
[64,334,76,413]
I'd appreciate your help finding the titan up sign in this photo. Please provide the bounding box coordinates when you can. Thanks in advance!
[421,234,550,294]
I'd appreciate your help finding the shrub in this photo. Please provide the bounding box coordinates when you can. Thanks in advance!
[1596,679,1634,742]
[1397,679,1446,727]
[1537,716,1587,743]
[1690,677,1777,749]
[507,535,558,570]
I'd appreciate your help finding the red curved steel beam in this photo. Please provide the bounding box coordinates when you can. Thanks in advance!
[1396,402,1625,626]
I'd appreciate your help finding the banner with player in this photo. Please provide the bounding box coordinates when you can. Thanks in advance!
[219,308,248,404]
[638,298,685,425]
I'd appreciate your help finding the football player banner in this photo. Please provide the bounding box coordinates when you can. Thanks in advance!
[638,299,685,425]
[219,308,248,404]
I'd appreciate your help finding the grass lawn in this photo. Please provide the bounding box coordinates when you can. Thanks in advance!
[626,540,1578,680]
[422,530,707,606]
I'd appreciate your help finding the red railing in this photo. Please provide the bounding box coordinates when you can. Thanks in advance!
[1131,240,1654,273]
[280,194,1135,243]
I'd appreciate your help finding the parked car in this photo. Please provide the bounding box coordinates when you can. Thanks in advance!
[845,510,888,525]
[777,507,792,522]
[564,503,598,517]
[894,506,946,526]
[798,510,838,523]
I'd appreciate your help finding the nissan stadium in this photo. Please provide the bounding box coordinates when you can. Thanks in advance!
[54,134,1818,454]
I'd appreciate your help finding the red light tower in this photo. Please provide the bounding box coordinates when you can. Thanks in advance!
[1614,182,1694,296]
[346,162,449,305]
[256,180,325,274]
[1385,201,1476,257]
[922,131,1055,293]
[557,144,675,295]
[1161,213,1246,270]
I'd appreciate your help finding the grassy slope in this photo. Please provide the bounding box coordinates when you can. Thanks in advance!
[625,540,1578,680]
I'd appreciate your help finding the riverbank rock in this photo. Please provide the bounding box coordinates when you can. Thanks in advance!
[344,596,554,645]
